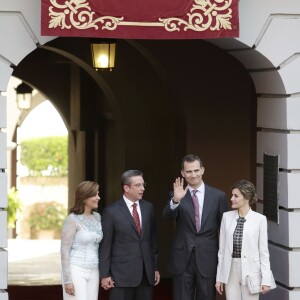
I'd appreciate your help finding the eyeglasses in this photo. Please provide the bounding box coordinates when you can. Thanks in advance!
[130,183,146,188]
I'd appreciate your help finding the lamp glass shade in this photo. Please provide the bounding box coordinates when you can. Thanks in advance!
[91,42,116,70]
[15,82,33,110]
[16,93,32,110]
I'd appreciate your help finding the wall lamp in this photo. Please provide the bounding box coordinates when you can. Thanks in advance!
[90,39,116,71]
[15,82,33,110]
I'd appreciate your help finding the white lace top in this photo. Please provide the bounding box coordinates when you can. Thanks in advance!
[61,212,103,284]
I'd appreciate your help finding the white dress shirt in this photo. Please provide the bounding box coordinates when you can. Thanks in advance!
[188,183,205,222]
[123,196,142,228]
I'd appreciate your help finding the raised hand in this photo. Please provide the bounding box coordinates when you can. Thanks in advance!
[173,177,188,203]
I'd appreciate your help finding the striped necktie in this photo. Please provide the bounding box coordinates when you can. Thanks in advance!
[132,203,141,235]
[192,190,201,232]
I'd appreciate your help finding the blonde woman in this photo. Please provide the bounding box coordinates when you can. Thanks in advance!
[61,181,103,300]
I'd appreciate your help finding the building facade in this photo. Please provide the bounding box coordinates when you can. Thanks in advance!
[1,1,300,299]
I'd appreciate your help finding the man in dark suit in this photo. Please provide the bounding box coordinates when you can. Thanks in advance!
[100,169,160,300]
[163,154,228,300]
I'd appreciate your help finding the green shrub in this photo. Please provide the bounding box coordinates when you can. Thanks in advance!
[20,136,68,177]
[6,187,23,228]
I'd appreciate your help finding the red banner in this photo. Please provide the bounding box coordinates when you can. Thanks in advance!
[41,0,239,39]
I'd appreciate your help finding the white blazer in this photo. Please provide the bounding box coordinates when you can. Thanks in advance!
[216,209,274,286]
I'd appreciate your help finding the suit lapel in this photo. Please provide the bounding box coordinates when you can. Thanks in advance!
[242,208,254,236]
[227,211,239,253]
[183,191,197,230]
[229,211,239,234]
[140,200,148,238]
[201,185,215,228]
[118,198,140,236]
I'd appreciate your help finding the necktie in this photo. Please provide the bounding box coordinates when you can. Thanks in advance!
[132,203,141,235]
[192,190,201,232]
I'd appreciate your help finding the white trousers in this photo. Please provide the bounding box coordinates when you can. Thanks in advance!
[225,258,259,300]
[62,264,99,300]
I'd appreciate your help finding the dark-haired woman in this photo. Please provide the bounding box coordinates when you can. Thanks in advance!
[61,181,103,300]
[215,180,275,300]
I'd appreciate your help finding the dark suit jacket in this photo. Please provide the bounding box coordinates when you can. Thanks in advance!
[100,198,158,287]
[163,184,227,278]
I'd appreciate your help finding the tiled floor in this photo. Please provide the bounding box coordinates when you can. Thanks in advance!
[7,239,61,286]
[6,239,223,300]
[7,239,172,300]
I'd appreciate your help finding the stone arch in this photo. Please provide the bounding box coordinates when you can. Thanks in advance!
[1,1,300,300]
[15,100,69,241]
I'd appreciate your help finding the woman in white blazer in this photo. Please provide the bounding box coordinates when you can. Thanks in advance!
[215,180,274,300]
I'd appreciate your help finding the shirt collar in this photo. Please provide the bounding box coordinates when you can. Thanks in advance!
[123,195,139,208]
[188,182,205,194]
[235,208,252,220]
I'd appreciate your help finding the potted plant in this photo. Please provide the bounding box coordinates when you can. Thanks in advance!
[28,201,67,239]
[6,187,23,238]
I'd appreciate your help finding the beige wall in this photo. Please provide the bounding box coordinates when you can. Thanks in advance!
[17,177,68,239]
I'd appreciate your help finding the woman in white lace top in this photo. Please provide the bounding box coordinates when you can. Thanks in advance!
[61,181,103,300]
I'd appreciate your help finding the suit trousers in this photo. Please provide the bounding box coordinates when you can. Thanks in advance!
[109,267,153,300]
[173,249,215,300]
[62,264,99,300]
[225,258,259,300]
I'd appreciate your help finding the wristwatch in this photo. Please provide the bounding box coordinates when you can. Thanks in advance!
[172,199,179,205]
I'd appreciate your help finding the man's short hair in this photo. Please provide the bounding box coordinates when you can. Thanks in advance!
[121,170,143,190]
[181,154,203,170]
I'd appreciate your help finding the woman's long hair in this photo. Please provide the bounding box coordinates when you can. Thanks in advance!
[70,181,99,215]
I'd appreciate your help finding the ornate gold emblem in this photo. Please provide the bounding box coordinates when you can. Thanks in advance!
[159,0,233,32]
[47,0,233,32]
[48,0,123,31]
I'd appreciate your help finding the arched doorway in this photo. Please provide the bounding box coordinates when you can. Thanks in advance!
[6,78,68,285]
